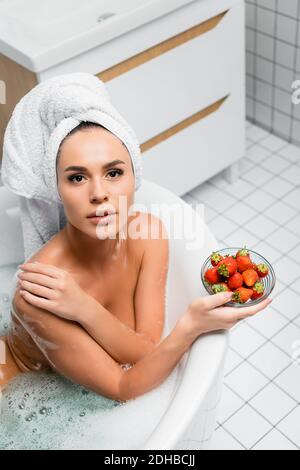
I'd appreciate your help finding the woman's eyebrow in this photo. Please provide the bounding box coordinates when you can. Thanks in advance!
[64,160,126,172]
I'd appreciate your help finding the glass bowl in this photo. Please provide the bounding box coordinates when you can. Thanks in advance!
[201,247,276,308]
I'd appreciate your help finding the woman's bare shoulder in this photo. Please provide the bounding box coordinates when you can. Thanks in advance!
[24,231,66,268]
[128,211,169,260]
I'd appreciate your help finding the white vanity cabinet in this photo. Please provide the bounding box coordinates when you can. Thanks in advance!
[0,0,245,196]
[102,0,246,196]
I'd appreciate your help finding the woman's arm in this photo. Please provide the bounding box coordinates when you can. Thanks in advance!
[13,287,272,401]
[18,215,169,365]
[79,215,169,364]
[77,298,158,365]
[12,288,192,401]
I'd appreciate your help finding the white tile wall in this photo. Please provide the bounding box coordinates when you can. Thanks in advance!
[246,0,300,146]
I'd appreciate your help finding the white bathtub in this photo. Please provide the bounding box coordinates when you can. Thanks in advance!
[0,0,200,72]
[0,179,228,450]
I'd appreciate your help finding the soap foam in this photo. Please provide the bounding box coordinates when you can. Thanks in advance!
[0,264,181,450]
[0,353,180,450]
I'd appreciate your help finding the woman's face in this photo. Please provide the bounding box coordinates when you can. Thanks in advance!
[56,127,135,240]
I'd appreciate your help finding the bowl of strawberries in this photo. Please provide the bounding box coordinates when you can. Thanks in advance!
[201,246,276,307]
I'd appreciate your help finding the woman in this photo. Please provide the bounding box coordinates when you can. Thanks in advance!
[0,121,273,402]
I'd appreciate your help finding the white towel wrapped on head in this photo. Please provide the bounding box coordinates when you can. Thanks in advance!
[1,73,142,260]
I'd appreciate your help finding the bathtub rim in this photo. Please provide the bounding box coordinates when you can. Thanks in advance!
[142,329,229,450]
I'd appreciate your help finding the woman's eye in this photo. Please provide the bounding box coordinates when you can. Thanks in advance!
[107,169,124,178]
[68,175,85,183]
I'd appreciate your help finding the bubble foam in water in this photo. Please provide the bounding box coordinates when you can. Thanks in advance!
[0,359,181,450]
[0,265,181,450]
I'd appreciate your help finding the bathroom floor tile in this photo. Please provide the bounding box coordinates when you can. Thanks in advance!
[266,227,300,253]
[225,361,269,402]
[223,404,272,449]
[209,426,245,450]
[290,278,300,295]
[252,240,283,264]
[246,306,288,338]
[246,124,271,142]
[277,406,300,448]
[271,288,300,321]
[273,256,300,286]
[252,428,298,450]
[203,205,218,223]
[190,182,219,204]
[224,349,244,376]
[289,244,300,264]
[246,144,272,164]
[242,165,274,187]
[285,214,300,237]
[247,341,291,379]
[222,178,254,200]
[261,154,291,175]
[229,322,266,358]
[263,200,298,225]
[223,227,260,250]
[259,134,288,152]
[280,163,300,186]
[271,323,300,357]
[239,157,255,175]
[222,201,257,226]
[245,214,279,239]
[205,191,237,214]
[282,187,300,210]
[242,188,275,212]
[249,383,297,426]
[272,279,288,299]
[278,144,300,163]
[294,315,300,328]
[208,215,239,239]
[216,385,245,425]
[262,176,295,199]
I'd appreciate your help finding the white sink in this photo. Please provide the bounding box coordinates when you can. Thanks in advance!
[0,0,198,72]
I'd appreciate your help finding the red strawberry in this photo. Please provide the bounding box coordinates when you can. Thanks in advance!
[236,254,254,272]
[212,283,231,294]
[232,287,254,304]
[217,256,238,278]
[255,263,269,278]
[210,252,224,267]
[242,268,259,287]
[251,281,265,300]
[204,267,220,285]
[228,272,244,290]
[235,247,249,257]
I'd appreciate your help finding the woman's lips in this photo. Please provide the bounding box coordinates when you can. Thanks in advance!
[88,213,116,226]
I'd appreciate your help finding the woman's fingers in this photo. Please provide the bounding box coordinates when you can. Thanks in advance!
[19,289,54,310]
[204,291,234,309]
[18,272,57,289]
[19,262,63,279]
[19,280,55,300]
[227,297,273,322]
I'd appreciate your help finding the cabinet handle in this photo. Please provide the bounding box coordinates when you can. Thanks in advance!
[140,95,230,153]
[97,10,229,82]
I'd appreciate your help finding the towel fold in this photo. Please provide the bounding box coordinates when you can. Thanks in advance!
[1,73,142,260]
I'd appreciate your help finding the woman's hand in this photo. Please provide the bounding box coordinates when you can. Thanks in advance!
[177,291,273,340]
[17,261,91,322]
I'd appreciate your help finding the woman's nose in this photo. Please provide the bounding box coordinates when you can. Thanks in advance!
[89,178,109,203]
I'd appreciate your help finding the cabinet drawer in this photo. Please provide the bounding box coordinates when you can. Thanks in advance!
[140,91,245,197]
[100,1,244,144]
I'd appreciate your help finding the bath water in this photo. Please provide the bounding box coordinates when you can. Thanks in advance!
[0,264,180,450]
